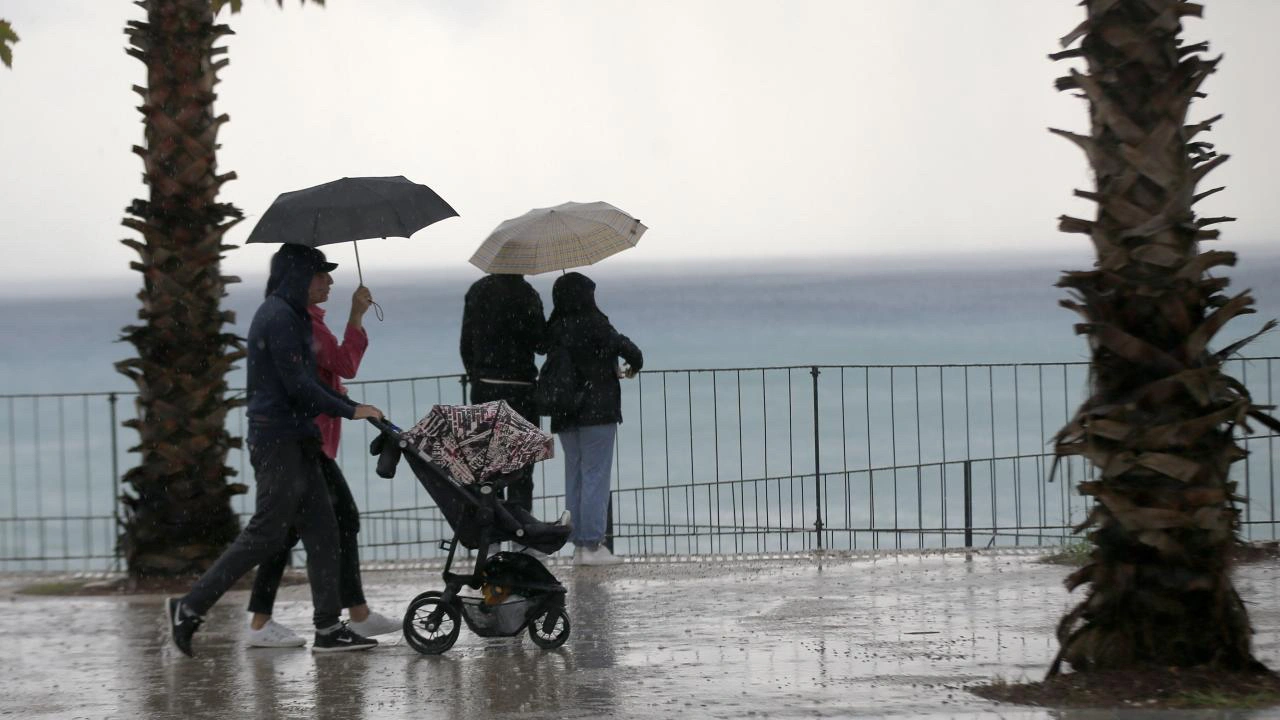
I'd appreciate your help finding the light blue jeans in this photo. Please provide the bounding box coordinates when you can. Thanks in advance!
[559,423,617,548]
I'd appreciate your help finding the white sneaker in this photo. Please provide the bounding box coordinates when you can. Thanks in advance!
[577,545,624,567]
[348,610,400,637]
[247,618,306,648]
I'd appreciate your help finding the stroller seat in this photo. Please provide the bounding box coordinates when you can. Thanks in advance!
[502,503,572,554]
[377,437,572,555]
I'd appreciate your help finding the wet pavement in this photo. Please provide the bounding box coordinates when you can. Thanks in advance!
[4,550,1280,719]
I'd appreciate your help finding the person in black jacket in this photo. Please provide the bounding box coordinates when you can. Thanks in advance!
[545,272,642,566]
[459,272,547,512]
[165,243,385,658]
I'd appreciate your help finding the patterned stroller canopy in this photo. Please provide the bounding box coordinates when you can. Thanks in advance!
[403,401,554,485]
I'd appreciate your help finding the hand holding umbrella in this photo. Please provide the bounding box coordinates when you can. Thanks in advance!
[348,285,376,329]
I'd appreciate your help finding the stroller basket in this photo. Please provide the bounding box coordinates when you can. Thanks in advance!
[459,595,532,637]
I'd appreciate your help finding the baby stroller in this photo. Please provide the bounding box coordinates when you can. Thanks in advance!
[369,401,572,655]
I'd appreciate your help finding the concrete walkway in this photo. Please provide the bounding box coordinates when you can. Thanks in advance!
[4,551,1280,719]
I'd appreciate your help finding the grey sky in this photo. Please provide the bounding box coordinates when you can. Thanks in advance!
[1,0,1277,291]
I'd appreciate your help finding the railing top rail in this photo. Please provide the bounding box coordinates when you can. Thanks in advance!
[638,362,1097,373]
[345,373,465,387]
[5,357,1277,400]
[0,390,131,400]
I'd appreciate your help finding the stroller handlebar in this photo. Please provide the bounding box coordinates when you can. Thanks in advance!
[367,417,404,436]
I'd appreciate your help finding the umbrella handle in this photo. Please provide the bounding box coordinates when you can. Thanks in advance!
[353,240,385,321]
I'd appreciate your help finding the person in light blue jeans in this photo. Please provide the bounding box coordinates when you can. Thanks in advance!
[560,423,618,559]
[544,272,643,566]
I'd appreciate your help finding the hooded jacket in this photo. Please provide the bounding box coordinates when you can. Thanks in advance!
[265,246,369,458]
[459,273,547,383]
[246,243,355,445]
[545,272,643,433]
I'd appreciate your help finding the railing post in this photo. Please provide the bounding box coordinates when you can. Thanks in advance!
[459,374,470,403]
[963,460,973,549]
[604,494,614,552]
[811,366,824,550]
[108,393,122,569]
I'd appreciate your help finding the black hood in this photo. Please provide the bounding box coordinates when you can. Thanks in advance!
[550,272,599,322]
[264,244,335,312]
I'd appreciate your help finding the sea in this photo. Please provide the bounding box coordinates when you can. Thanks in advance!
[5,251,1280,568]
[10,250,1280,394]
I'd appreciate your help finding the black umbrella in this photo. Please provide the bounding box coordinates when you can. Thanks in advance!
[246,175,458,287]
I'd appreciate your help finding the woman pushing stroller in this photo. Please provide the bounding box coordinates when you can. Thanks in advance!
[242,247,400,648]
[167,244,386,657]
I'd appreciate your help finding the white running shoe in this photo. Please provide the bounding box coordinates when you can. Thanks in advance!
[247,618,306,648]
[577,545,624,567]
[348,610,400,637]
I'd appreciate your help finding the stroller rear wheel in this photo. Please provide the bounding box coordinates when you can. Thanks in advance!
[404,591,461,655]
[527,607,571,649]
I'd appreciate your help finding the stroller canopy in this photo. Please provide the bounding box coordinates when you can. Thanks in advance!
[403,401,554,485]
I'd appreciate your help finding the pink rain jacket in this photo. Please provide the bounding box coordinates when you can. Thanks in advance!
[310,305,369,459]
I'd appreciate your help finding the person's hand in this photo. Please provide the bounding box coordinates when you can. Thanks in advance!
[353,404,384,421]
[621,363,639,379]
[351,286,374,317]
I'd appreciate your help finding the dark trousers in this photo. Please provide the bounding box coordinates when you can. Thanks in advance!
[247,456,365,616]
[470,381,539,512]
[182,437,342,629]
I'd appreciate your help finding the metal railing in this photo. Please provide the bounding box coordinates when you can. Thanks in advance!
[3,358,1278,571]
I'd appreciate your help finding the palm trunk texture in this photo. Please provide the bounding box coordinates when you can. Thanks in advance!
[116,0,247,577]
[1048,0,1278,675]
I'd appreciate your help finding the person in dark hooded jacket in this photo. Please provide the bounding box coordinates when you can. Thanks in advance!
[242,248,399,649]
[459,272,547,513]
[545,272,642,566]
[165,243,385,658]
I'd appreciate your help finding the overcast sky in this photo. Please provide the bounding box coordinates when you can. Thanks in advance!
[1,0,1277,292]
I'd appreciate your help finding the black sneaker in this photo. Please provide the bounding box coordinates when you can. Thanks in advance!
[312,623,377,653]
[165,597,203,658]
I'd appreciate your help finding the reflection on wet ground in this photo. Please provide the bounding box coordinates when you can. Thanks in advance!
[4,552,1280,719]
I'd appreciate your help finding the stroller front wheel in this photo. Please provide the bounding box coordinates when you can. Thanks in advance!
[527,607,571,649]
[404,591,461,655]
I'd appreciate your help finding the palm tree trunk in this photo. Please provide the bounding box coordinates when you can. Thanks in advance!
[116,0,247,577]
[1048,0,1276,675]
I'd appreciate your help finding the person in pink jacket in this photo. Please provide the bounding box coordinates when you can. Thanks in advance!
[243,252,400,647]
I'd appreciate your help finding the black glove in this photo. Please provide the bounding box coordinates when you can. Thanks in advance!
[375,440,403,479]
[370,431,403,479]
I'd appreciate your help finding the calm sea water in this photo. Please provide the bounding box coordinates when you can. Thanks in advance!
[7,252,1280,394]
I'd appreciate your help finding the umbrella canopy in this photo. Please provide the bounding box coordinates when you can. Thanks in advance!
[245,175,458,248]
[403,401,554,485]
[469,201,645,275]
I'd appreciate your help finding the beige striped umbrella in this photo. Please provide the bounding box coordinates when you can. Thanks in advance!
[469,201,646,275]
